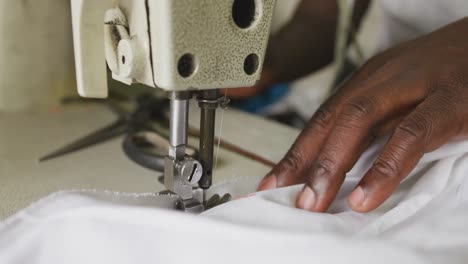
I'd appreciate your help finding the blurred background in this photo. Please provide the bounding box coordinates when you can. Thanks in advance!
[0,0,381,126]
[0,0,75,111]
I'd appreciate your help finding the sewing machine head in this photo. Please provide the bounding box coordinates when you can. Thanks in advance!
[71,0,276,212]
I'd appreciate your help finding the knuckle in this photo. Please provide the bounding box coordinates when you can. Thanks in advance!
[312,155,335,177]
[279,148,306,172]
[433,66,468,100]
[309,106,335,131]
[432,83,462,106]
[306,155,337,188]
[343,96,377,120]
[434,86,467,114]
[436,65,468,88]
[372,157,400,179]
[395,115,431,144]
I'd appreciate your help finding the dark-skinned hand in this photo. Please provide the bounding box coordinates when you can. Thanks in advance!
[258,17,468,213]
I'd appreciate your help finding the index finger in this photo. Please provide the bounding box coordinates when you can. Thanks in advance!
[257,102,338,190]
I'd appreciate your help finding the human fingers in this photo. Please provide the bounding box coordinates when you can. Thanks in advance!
[295,75,427,212]
[348,89,467,212]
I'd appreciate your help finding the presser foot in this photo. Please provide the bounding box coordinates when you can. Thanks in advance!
[157,189,232,213]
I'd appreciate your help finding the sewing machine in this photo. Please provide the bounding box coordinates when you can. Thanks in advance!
[71,0,276,212]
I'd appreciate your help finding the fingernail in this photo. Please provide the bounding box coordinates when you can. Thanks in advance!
[258,175,277,191]
[348,186,365,208]
[297,186,317,211]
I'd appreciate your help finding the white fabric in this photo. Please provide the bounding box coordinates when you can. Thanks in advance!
[1,139,468,263]
[378,0,468,51]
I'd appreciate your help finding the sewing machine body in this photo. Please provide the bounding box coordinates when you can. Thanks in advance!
[72,0,275,97]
